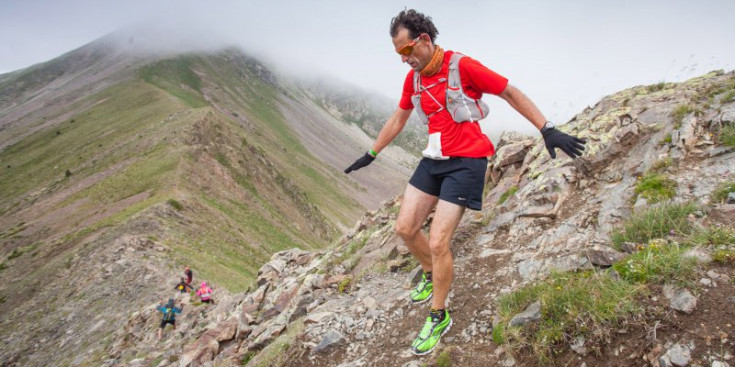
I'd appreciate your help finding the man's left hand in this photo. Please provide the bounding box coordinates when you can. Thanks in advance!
[344,153,376,173]
[542,129,586,159]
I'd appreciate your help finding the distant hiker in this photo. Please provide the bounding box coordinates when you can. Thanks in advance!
[344,9,586,355]
[175,277,193,293]
[196,282,215,304]
[184,266,193,285]
[157,298,183,341]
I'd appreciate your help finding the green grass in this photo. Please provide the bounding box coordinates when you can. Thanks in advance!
[650,158,673,173]
[245,319,304,367]
[0,222,27,239]
[7,249,23,260]
[612,240,697,284]
[0,79,184,207]
[495,227,706,364]
[713,249,735,264]
[686,226,735,247]
[647,82,667,93]
[720,123,735,148]
[167,199,183,211]
[329,229,373,271]
[63,144,179,206]
[634,173,677,203]
[611,202,697,248]
[662,134,673,146]
[498,186,519,205]
[492,323,505,344]
[150,356,165,367]
[493,270,641,364]
[711,181,735,204]
[241,351,256,365]
[139,57,208,108]
[193,52,361,228]
[338,276,352,293]
[436,349,452,367]
[721,90,735,104]
[671,104,693,128]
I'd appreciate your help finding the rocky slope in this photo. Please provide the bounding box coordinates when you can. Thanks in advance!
[91,70,735,367]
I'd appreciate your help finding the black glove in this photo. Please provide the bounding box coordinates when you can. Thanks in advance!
[542,128,586,159]
[344,152,376,173]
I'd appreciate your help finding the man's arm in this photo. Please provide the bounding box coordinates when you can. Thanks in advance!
[498,84,545,130]
[498,84,586,159]
[371,107,413,153]
[344,107,413,173]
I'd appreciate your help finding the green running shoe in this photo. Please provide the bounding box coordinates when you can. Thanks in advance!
[410,272,433,304]
[410,310,452,355]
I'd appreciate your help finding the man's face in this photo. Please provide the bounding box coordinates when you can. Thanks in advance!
[392,27,432,72]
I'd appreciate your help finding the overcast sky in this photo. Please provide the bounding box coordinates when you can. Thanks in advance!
[1,0,734,138]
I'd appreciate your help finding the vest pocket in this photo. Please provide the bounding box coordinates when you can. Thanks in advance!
[411,94,429,124]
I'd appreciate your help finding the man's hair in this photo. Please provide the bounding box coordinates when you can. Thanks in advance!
[389,9,439,43]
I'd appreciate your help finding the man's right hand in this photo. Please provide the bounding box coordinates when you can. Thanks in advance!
[344,153,376,173]
[542,128,586,159]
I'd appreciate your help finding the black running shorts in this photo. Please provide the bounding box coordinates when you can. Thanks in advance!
[160,319,175,328]
[408,157,488,210]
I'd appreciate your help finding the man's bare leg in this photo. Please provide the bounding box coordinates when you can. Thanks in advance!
[395,184,438,271]
[427,199,465,310]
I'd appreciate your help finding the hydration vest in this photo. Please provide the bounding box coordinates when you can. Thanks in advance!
[411,52,489,124]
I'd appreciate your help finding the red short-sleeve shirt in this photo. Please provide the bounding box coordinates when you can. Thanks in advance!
[399,50,508,158]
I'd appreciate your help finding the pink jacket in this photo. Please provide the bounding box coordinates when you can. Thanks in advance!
[197,287,212,300]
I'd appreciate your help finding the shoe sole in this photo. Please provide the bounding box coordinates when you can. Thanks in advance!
[410,318,453,356]
[410,292,433,304]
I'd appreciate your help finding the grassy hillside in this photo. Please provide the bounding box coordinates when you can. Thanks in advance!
[0,50,366,295]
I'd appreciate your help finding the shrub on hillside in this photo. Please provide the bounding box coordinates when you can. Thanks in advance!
[612,240,697,284]
[611,202,697,248]
[713,249,735,264]
[167,199,183,211]
[720,123,735,148]
[671,104,693,128]
[711,181,735,204]
[687,225,735,246]
[634,173,677,203]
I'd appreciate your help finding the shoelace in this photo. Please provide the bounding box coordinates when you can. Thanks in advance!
[418,316,439,339]
[414,275,429,293]
[415,279,427,292]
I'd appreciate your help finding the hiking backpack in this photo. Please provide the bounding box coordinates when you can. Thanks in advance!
[163,307,175,321]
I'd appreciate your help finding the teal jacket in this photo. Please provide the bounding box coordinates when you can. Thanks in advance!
[157,304,182,321]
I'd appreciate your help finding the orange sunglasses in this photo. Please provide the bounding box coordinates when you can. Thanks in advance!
[396,35,423,56]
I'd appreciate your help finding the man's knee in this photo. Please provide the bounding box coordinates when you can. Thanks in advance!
[395,220,419,240]
[429,240,451,257]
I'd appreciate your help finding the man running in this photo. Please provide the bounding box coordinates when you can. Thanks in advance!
[157,298,183,341]
[344,9,585,355]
